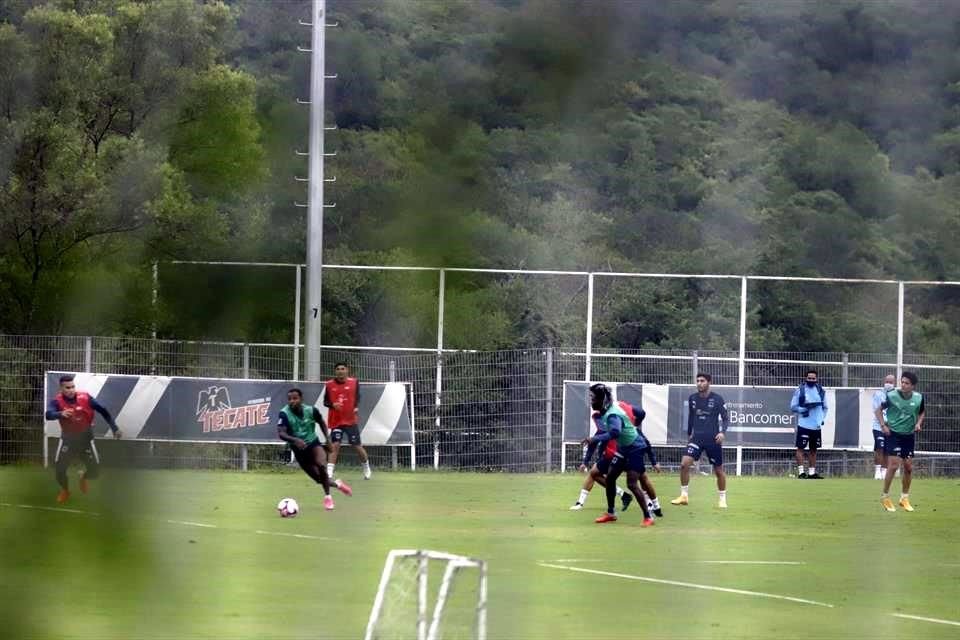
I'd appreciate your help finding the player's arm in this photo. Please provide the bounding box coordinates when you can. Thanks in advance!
[686,395,695,439]
[354,384,360,416]
[312,407,332,450]
[716,398,729,443]
[276,413,306,449]
[645,444,660,470]
[790,387,803,414]
[90,396,121,437]
[876,400,890,435]
[45,398,64,420]
[916,398,925,432]
[591,415,622,445]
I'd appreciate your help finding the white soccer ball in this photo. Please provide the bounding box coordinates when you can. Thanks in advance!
[277,497,300,518]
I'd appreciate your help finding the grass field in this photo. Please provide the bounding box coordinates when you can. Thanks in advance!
[2,467,959,639]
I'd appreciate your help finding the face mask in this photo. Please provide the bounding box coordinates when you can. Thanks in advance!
[883,383,895,391]
[805,381,816,387]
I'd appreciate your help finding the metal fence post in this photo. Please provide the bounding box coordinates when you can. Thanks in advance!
[691,350,698,381]
[84,336,92,373]
[241,445,248,472]
[736,445,743,477]
[390,359,398,470]
[545,348,553,472]
[242,344,250,379]
[841,352,849,387]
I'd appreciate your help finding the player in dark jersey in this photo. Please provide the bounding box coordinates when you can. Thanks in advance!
[671,373,729,509]
[44,374,122,503]
[277,388,352,510]
[569,409,632,512]
[324,363,372,480]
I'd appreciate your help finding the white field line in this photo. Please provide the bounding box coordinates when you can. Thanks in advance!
[547,559,604,563]
[255,530,337,541]
[15,503,99,516]
[698,560,806,565]
[890,613,960,627]
[165,519,217,528]
[539,563,833,608]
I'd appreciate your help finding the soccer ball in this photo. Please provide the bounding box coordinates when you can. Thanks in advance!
[277,497,300,518]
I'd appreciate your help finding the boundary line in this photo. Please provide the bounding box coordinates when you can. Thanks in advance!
[890,613,960,627]
[255,530,336,541]
[698,560,805,565]
[539,563,833,608]
[166,520,217,529]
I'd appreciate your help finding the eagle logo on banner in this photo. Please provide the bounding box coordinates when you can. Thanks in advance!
[197,386,232,417]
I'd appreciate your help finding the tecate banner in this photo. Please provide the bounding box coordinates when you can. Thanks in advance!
[45,372,413,445]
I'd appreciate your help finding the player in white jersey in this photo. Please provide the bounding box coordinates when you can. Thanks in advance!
[871,375,896,479]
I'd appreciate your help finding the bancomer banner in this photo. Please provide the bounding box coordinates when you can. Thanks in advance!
[45,372,413,446]
[563,381,873,449]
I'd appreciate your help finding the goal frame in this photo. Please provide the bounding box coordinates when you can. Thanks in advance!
[364,549,488,640]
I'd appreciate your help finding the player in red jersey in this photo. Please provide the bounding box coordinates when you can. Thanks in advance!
[44,375,122,503]
[324,363,372,480]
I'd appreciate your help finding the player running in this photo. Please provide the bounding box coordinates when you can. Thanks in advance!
[587,384,654,526]
[671,373,730,508]
[325,363,372,480]
[44,374,122,503]
[277,388,352,510]
[876,372,925,512]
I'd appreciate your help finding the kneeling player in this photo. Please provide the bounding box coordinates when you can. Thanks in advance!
[278,388,352,510]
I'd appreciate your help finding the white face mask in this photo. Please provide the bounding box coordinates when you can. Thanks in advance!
[883,383,895,391]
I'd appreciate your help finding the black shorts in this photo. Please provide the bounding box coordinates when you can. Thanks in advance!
[330,425,362,445]
[795,427,822,450]
[884,431,915,459]
[293,438,323,465]
[685,439,723,466]
[872,430,886,452]
[596,454,613,476]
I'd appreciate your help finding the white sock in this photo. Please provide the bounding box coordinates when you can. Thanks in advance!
[680,485,689,497]
[881,492,889,498]
[651,497,660,509]
[327,463,335,478]
[615,486,624,497]
[875,465,882,475]
[362,461,371,469]
[718,490,727,499]
[808,467,816,475]
[900,493,909,500]
[798,465,804,475]
[578,489,589,504]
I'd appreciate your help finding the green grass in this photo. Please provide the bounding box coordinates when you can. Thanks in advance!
[1,467,959,639]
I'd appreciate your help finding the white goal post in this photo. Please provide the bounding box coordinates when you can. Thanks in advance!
[365,549,488,640]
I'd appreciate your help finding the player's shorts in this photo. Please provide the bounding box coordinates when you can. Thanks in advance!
[292,438,323,465]
[884,431,915,459]
[872,429,885,452]
[330,425,362,445]
[795,427,822,450]
[622,444,648,474]
[595,454,613,476]
[684,439,723,466]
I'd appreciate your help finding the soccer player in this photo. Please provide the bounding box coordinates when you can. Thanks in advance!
[324,363,372,480]
[44,374,122,503]
[871,374,896,479]
[587,384,654,526]
[671,372,729,508]
[876,372,924,512]
[790,369,827,479]
[277,388,352,510]
[570,410,632,512]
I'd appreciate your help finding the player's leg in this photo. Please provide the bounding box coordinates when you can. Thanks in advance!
[795,428,809,478]
[623,452,653,524]
[672,447,697,505]
[349,428,372,479]
[596,455,624,522]
[898,436,915,511]
[881,434,900,511]
[806,431,822,478]
[79,437,101,494]
[326,429,343,478]
[873,431,886,479]
[639,472,661,516]
[54,438,72,502]
[571,467,595,510]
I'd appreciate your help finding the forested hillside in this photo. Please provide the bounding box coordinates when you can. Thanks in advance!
[1,0,958,354]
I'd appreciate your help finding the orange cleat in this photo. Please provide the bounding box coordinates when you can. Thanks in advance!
[57,489,70,504]
[641,517,655,527]
[595,513,618,523]
[335,479,353,497]
[79,473,89,494]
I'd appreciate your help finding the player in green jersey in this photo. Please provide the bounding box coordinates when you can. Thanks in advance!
[875,372,925,512]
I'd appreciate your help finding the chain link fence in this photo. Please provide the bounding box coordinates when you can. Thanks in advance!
[2,335,958,474]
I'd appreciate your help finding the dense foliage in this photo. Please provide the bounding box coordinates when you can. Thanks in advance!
[2,0,958,355]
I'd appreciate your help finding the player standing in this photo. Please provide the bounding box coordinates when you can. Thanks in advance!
[871,374,896,479]
[44,374,122,503]
[671,373,729,508]
[325,363,372,480]
[877,372,924,512]
[277,388,351,510]
[790,369,827,479]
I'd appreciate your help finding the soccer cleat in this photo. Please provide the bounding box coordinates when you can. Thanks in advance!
[899,497,914,512]
[363,465,372,480]
[653,507,664,518]
[807,473,824,480]
[798,472,808,479]
[670,495,688,506]
[323,495,335,511]
[569,502,584,511]
[621,492,633,511]
[595,513,618,523]
[335,479,353,497]
[881,497,896,512]
[718,497,728,509]
[641,517,655,527]
[56,489,70,504]
[79,472,89,494]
